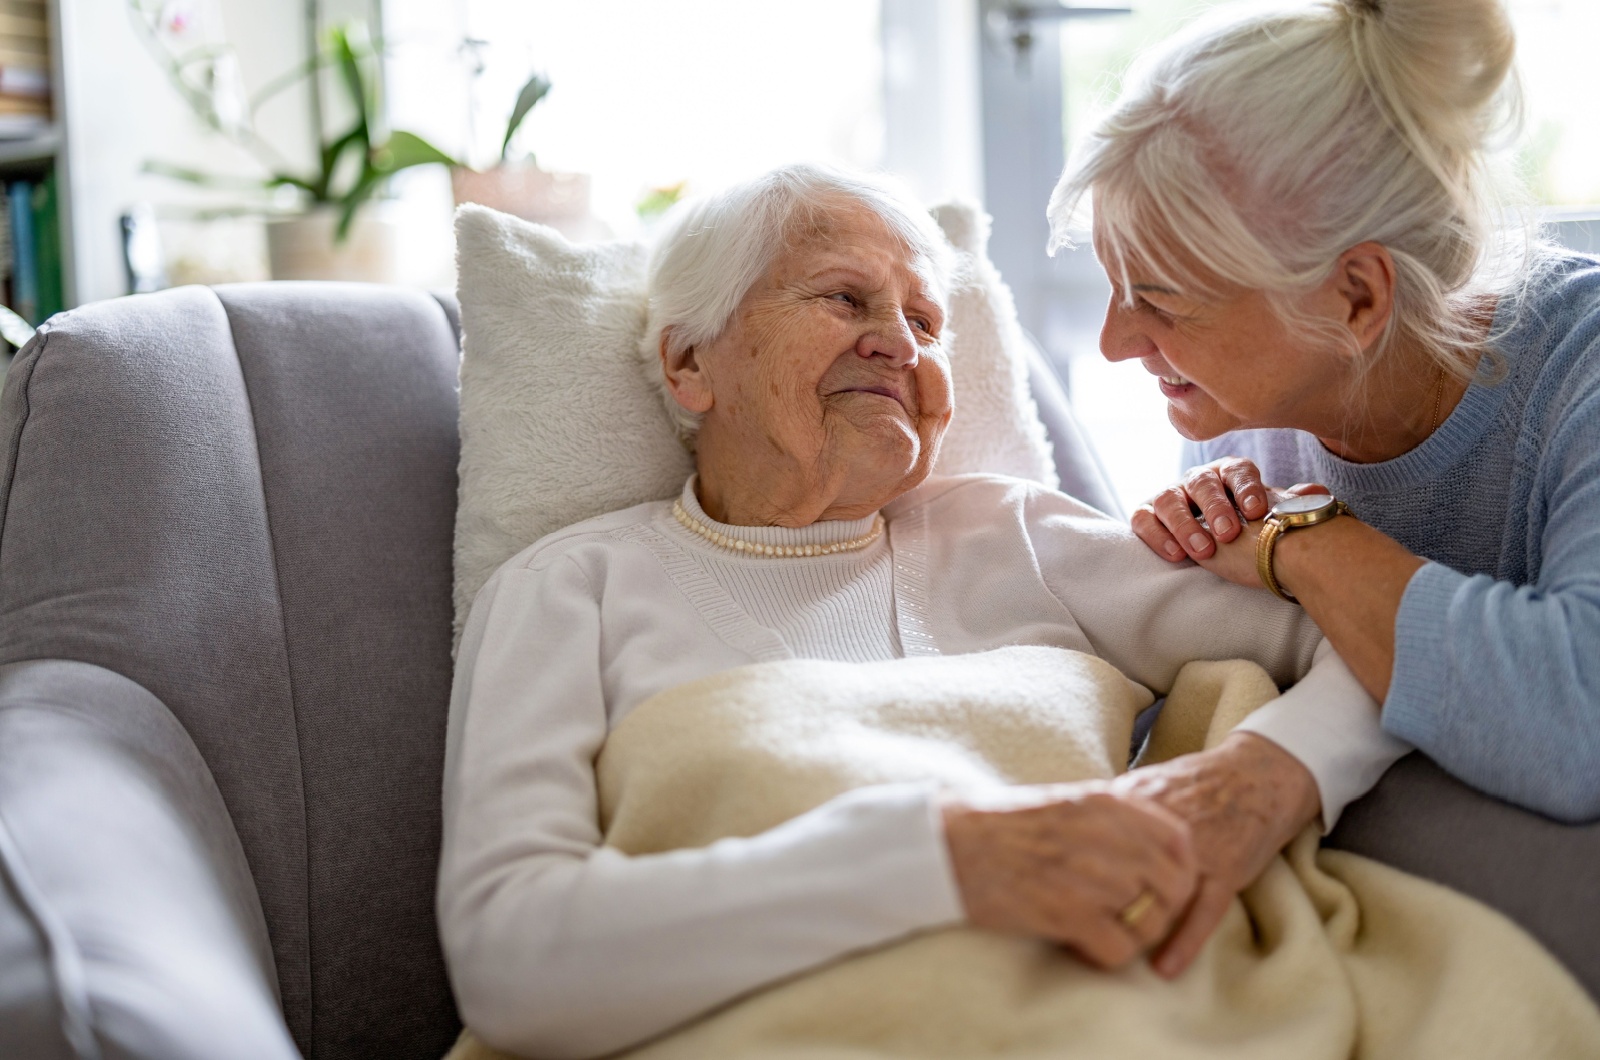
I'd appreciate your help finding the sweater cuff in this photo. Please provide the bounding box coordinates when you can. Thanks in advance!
[812,781,966,933]
[1381,562,1465,750]
[1234,641,1411,832]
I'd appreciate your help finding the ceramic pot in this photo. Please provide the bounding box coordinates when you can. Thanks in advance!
[265,203,401,283]
[451,165,603,240]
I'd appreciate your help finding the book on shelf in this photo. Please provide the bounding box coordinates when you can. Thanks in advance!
[1,172,60,325]
[31,169,57,321]
[7,180,32,323]
[0,13,46,40]
[0,64,46,98]
[0,94,46,116]
[0,198,12,311]
[0,114,45,139]
[0,38,45,64]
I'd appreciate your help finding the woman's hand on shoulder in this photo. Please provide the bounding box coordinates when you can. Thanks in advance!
[1133,459,1331,587]
[1133,458,1330,560]
[1133,457,1271,561]
[940,783,1199,969]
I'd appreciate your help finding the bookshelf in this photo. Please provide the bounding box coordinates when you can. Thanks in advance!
[0,0,70,327]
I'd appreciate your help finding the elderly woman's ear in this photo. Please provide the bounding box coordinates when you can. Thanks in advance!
[660,330,716,415]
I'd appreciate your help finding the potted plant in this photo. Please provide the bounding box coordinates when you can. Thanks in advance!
[449,70,601,240]
[131,5,458,282]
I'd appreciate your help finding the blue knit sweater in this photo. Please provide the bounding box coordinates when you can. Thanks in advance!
[1186,251,1600,822]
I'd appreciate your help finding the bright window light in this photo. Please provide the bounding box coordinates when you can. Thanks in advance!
[388,0,885,239]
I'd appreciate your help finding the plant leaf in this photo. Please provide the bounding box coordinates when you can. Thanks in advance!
[0,303,34,348]
[317,125,367,200]
[500,72,551,162]
[267,174,320,196]
[330,24,374,143]
[373,130,457,174]
[334,169,382,242]
[143,159,265,188]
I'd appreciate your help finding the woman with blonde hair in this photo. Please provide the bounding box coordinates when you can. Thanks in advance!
[1051,0,1599,823]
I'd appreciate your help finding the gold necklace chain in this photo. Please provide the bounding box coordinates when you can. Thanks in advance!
[1429,365,1448,434]
[672,499,885,558]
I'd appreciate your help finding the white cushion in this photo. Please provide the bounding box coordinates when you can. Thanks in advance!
[452,201,1058,642]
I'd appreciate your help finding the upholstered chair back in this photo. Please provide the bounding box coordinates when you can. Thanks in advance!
[0,284,465,1059]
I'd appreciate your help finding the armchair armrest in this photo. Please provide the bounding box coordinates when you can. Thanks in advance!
[0,661,301,1060]
[1329,754,1600,1001]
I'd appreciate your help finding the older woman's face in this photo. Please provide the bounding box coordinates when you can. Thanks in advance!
[1092,221,1351,442]
[684,201,952,522]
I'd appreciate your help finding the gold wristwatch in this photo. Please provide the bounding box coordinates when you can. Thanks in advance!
[1254,494,1350,603]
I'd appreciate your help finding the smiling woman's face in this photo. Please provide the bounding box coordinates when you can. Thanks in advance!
[670,199,953,525]
[1091,219,1356,443]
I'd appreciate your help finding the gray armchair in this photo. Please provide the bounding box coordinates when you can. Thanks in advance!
[0,283,1594,1060]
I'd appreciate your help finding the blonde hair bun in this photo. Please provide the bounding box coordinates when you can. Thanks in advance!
[1340,0,1518,194]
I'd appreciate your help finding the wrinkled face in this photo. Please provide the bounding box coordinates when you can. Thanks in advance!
[1092,218,1344,441]
[687,201,953,521]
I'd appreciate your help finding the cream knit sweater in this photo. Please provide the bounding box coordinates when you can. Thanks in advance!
[439,473,1407,1059]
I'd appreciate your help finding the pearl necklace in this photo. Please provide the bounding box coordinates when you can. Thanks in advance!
[672,499,885,558]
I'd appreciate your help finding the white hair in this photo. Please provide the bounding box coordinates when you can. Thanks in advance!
[641,163,954,439]
[1048,0,1529,382]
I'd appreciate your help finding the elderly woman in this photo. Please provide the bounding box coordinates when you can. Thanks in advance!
[439,165,1400,1059]
[1053,0,1599,821]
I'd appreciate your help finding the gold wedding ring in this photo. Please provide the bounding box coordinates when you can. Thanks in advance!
[1119,889,1157,929]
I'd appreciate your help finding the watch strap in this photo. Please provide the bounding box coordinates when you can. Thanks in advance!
[1255,499,1349,604]
[1255,517,1296,602]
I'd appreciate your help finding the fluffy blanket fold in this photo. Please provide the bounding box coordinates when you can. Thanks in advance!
[449,647,1600,1059]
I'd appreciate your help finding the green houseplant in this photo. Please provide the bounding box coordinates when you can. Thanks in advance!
[130,5,458,280]
[449,70,602,239]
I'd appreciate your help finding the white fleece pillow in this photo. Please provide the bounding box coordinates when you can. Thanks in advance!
[452,201,1057,642]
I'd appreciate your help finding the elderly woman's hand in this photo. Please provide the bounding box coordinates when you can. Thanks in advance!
[1132,458,1329,565]
[941,784,1199,969]
[1111,732,1321,978]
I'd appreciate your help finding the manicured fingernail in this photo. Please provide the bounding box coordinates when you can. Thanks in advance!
[1244,494,1264,513]
[1164,542,1183,559]
[1188,532,1210,553]
[1213,515,1233,535]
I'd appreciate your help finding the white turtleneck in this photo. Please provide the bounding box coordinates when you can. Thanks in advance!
[673,484,902,663]
[439,473,1406,1059]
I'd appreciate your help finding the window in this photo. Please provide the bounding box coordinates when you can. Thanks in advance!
[1508,0,1600,209]
[385,0,885,239]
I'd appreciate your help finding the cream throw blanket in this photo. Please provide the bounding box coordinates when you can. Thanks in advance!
[449,647,1600,1059]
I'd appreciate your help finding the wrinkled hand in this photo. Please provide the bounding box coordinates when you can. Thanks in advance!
[942,783,1199,970]
[1111,732,1321,978]
[1132,457,1329,568]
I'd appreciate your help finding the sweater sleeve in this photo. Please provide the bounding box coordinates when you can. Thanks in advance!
[1022,486,1408,828]
[1382,397,1600,822]
[437,557,964,1060]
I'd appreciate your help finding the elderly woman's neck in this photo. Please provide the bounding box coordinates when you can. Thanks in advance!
[694,467,886,527]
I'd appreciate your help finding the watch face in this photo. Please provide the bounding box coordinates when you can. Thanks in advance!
[1273,493,1337,517]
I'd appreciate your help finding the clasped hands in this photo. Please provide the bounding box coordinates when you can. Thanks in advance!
[941,730,1320,978]
[1129,456,1331,590]
[940,457,1325,976]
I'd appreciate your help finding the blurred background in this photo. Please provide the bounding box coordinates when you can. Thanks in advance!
[8,0,1598,510]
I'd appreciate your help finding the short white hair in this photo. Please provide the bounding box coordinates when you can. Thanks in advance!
[641,163,954,439]
[1049,0,1529,382]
